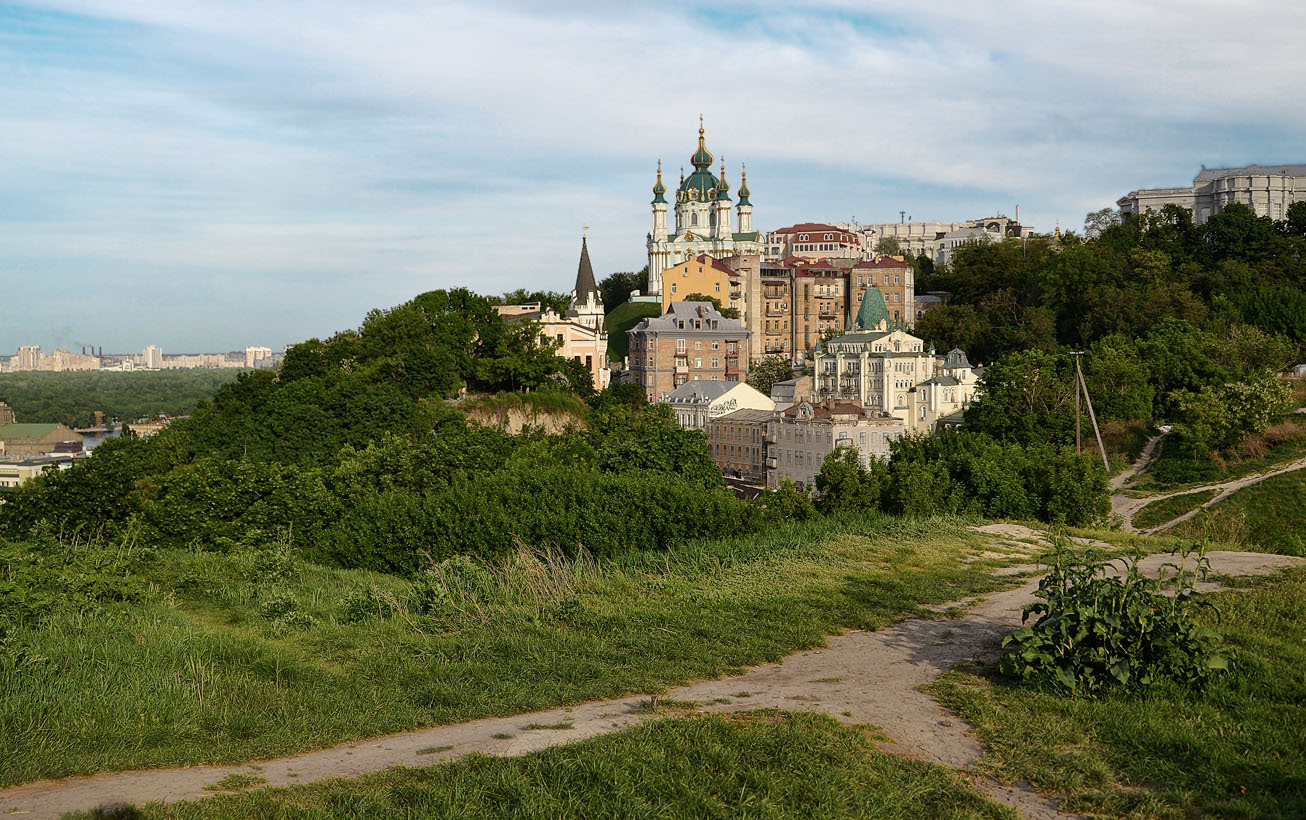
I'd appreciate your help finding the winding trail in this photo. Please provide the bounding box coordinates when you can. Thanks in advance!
[2,528,1300,820]
[1110,431,1168,491]
[1113,455,1306,534]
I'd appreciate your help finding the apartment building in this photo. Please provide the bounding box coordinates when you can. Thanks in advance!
[662,380,773,431]
[627,302,750,402]
[766,400,905,490]
[706,408,773,484]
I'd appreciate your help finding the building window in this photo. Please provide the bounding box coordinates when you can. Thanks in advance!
[695,358,702,368]
[712,358,719,368]
[677,339,686,353]
[671,283,677,294]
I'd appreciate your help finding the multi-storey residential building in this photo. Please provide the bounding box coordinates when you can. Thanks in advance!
[765,223,862,260]
[812,295,980,434]
[646,122,762,295]
[627,301,749,401]
[765,400,905,490]
[838,216,1032,261]
[497,237,611,389]
[141,345,164,369]
[1118,164,1305,225]
[244,346,273,369]
[663,380,773,431]
[849,256,914,328]
[754,260,794,360]
[792,260,846,356]
[706,408,774,484]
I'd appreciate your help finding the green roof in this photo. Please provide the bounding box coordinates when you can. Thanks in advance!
[732,231,759,242]
[854,287,890,331]
[0,423,62,440]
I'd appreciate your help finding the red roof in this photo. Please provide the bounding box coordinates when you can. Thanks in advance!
[773,222,843,234]
[852,256,912,269]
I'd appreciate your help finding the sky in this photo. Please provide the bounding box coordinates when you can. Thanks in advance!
[2,0,1303,354]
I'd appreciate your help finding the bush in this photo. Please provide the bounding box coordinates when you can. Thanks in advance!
[1000,538,1227,695]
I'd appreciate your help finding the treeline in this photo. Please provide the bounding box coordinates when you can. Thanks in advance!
[0,370,244,428]
[0,291,768,574]
[915,202,1306,467]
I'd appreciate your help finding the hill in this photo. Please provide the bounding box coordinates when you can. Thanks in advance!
[605,300,660,361]
[0,369,243,428]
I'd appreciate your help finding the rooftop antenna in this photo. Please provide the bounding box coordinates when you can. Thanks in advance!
[899,210,906,224]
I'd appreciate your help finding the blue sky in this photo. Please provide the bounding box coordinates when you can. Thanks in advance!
[2,0,1303,354]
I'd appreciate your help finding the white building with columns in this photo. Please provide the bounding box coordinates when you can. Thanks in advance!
[647,122,763,295]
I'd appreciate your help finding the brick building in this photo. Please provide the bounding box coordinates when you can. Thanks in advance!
[627,302,750,402]
[706,408,774,484]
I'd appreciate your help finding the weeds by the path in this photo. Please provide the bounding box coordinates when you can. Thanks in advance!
[1169,470,1306,555]
[1131,489,1218,530]
[65,712,1016,820]
[930,567,1306,819]
[0,515,1030,786]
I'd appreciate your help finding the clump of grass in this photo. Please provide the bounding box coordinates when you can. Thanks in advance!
[203,773,266,791]
[490,732,514,740]
[523,720,574,731]
[416,745,453,756]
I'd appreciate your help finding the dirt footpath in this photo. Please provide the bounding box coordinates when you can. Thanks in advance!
[2,528,1300,820]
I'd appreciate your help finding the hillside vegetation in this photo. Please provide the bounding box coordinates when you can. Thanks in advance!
[604,300,660,361]
[0,369,243,428]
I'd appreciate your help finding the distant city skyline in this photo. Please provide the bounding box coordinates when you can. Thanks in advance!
[3,1,1304,352]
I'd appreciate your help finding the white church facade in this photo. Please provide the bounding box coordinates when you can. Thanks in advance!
[646,121,763,295]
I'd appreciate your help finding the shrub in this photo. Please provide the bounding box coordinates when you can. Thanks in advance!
[1000,538,1227,695]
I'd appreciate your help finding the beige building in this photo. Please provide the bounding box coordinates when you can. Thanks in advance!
[0,423,84,458]
[766,400,905,490]
[706,408,773,484]
[813,312,980,434]
[627,301,749,402]
[497,237,611,390]
[662,380,774,432]
[0,454,77,489]
[1118,164,1306,224]
[7,347,101,372]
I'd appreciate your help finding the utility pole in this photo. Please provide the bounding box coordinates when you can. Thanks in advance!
[1071,351,1082,453]
[1072,351,1109,470]
[899,210,906,224]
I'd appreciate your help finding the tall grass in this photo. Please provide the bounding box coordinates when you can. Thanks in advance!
[1,514,1024,786]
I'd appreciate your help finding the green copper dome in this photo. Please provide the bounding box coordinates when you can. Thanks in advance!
[715,161,731,201]
[855,287,891,331]
[652,160,667,204]
[690,124,713,169]
[736,164,751,207]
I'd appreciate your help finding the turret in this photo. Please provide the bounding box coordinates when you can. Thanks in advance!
[651,160,668,242]
[713,160,732,238]
[736,163,753,234]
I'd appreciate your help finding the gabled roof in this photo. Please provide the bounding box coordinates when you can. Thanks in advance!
[917,375,961,387]
[942,348,972,370]
[714,408,775,423]
[852,256,911,269]
[668,380,738,402]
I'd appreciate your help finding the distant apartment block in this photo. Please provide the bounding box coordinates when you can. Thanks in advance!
[1118,163,1306,224]
[143,345,164,369]
[245,346,274,369]
[764,223,862,260]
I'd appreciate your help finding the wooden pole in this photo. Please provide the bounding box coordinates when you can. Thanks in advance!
[1075,358,1110,470]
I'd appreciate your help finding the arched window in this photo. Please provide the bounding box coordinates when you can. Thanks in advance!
[692,212,699,227]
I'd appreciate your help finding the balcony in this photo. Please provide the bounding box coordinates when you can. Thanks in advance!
[819,308,838,317]
[674,364,688,374]
[765,308,785,317]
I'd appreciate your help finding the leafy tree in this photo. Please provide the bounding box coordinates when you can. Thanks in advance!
[598,267,649,310]
[874,236,902,256]
[814,448,888,514]
[680,292,740,319]
[1083,207,1121,239]
[746,355,794,397]
[964,350,1076,445]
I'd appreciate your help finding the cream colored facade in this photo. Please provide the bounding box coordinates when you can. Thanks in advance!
[0,455,76,489]
[764,223,862,260]
[706,408,773,484]
[765,400,905,490]
[813,330,979,434]
[1118,164,1306,224]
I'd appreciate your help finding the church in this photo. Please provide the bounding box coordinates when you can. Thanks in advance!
[646,120,763,295]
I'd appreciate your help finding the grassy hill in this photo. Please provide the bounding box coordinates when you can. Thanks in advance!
[1170,469,1306,554]
[605,300,661,362]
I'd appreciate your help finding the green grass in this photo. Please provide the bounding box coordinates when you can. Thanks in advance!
[202,773,266,792]
[1130,489,1218,530]
[929,567,1306,819]
[1169,469,1306,555]
[521,720,573,731]
[1130,417,1306,493]
[460,390,590,425]
[67,712,1015,820]
[0,515,1032,786]
[604,301,661,361]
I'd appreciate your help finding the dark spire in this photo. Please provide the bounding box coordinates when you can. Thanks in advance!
[574,235,600,304]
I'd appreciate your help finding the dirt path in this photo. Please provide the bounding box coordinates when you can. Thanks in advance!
[1110,431,1167,490]
[1112,455,1306,533]
[2,531,1300,820]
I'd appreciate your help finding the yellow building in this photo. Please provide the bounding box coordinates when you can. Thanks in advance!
[660,254,738,315]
